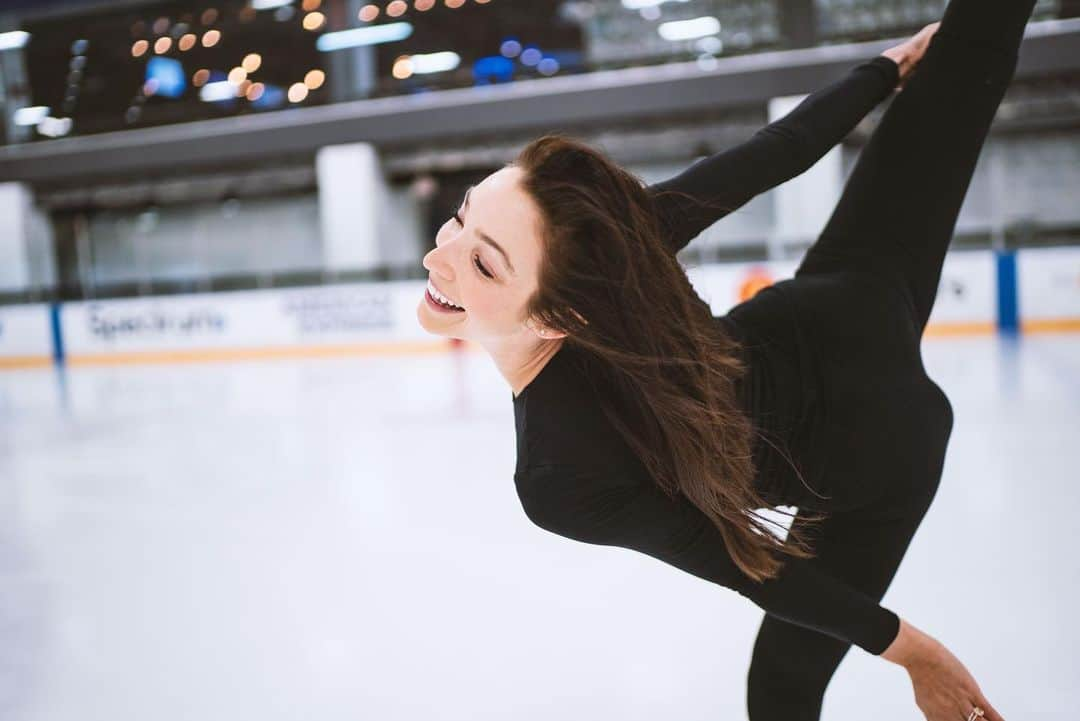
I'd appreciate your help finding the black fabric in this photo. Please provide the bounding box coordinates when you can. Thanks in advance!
[511,1,1033,702]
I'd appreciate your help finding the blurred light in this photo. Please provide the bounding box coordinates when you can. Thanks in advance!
[71,38,89,54]
[639,6,660,20]
[252,0,293,9]
[445,0,465,8]
[303,69,325,89]
[288,82,309,102]
[201,8,219,25]
[192,68,211,86]
[275,6,295,21]
[415,0,436,9]
[358,4,379,22]
[154,37,172,54]
[70,55,87,70]
[301,0,322,10]
[153,17,170,34]
[200,80,236,102]
[537,57,559,75]
[242,53,262,72]
[473,55,513,83]
[499,39,521,57]
[228,67,248,84]
[696,35,722,54]
[658,16,721,41]
[391,56,412,79]
[246,82,265,100]
[143,77,160,95]
[519,46,542,66]
[251,83,286,109]
[179,33,197,51]
[125,106,142,123]
[696,54,718,70]
[235,79,252,96]
[131,39,149,57]
[409,50,459,74]
[0,31,31,51]
[202,29,221,47]
[387,0,407,17]
[13,106,50,127]
[622,0,690,8]
[238,6,256,22]
[316,22,412,51]
[146,56,186,97]
[302,12,326,30]
[38,116,73,137]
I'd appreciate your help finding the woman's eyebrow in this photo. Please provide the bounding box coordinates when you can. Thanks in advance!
[463,185,517,277]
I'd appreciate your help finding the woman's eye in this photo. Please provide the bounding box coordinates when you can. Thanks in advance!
[449,210,493,278]
[473,255,493,279]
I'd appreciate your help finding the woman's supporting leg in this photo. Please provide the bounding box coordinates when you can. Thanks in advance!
[795,0,1037,336]
[746,481,943,720]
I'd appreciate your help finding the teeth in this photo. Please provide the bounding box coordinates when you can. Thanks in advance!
[428,281,463,310]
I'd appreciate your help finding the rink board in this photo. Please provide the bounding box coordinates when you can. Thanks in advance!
[1,249,1078,368]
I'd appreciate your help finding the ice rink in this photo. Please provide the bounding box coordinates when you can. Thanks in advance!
[1,333,1076,721]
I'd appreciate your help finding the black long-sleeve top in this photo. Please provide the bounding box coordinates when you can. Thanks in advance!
[512,56,904,656]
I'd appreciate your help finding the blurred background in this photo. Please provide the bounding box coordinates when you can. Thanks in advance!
[0,1,1077,720]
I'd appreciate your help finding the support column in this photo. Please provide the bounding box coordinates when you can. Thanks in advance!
[766,94,845,259]
[0,182,56,293]
[316,141,387,273]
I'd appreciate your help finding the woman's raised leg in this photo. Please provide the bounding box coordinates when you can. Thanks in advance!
[795,0,1038,335]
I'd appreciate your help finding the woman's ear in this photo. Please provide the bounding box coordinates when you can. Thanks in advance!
[527,317,568,340]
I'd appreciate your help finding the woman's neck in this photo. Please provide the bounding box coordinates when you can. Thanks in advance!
[490,337,565,399]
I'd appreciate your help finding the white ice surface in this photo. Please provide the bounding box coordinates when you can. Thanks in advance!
[0,334,1076,721]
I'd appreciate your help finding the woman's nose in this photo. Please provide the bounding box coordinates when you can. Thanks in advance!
[423,244,453,278]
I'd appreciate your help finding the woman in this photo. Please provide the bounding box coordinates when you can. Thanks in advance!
[418,1,1034,719]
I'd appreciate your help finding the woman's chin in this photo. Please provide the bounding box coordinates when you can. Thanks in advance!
[416,304,466,337]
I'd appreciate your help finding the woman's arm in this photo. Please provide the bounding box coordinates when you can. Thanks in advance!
[517,465,901,655]
[647,55,900,256]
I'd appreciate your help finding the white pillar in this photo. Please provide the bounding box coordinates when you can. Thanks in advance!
[0,182,55,292]
[767,94,845,255]
[316,141,386,273]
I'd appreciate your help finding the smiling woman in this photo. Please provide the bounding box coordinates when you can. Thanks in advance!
[416,2,1033,718]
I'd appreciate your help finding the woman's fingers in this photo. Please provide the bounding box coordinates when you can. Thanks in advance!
[973,693,1005,721]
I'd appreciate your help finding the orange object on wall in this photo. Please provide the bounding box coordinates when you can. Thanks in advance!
[738,267,777,302]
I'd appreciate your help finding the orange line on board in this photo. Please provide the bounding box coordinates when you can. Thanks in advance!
[65,340,456,366]
[0,355,53,369]
[1020,318,1080,333]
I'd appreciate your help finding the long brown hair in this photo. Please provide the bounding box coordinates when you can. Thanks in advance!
[513,133,826,583]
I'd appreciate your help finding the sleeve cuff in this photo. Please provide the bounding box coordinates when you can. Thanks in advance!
[862,55,902,88]
[867,607,902,655]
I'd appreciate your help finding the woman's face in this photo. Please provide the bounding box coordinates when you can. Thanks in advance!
[419,165,549,344]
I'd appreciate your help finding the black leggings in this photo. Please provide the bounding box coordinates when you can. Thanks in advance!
[748,1,1036,719]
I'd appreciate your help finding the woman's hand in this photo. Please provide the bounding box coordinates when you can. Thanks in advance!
[881,21,942,89]
[882,618,1005,721]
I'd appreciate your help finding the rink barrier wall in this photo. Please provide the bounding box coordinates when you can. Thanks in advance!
[1,247,1078,369]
